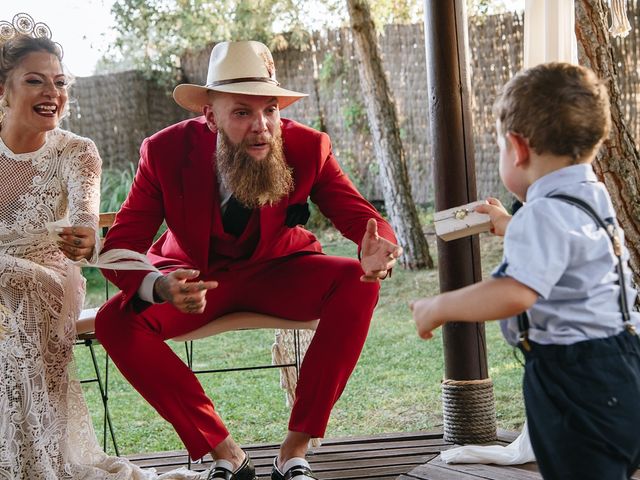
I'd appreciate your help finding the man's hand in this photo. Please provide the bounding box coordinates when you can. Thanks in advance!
[56,226,96,261]
[153,269,218,314]
[410,297,443,340]
[360,218,403,283]
[475,197,511,236]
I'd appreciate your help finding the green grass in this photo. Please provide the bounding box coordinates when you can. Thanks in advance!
[76,229,526,456]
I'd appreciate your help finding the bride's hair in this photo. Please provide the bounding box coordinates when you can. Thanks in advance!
[0,34,63,85]
[0,16,74,122]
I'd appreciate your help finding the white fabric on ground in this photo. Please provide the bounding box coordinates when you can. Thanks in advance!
[440,421,535,465]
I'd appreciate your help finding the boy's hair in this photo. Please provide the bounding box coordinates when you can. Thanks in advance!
[493,62,611,161]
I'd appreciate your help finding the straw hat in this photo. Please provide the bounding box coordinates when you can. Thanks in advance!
[173,40,307,113]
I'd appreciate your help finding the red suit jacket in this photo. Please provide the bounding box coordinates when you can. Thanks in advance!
[102,116,396,307]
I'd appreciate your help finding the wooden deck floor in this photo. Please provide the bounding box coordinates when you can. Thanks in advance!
[125,430,528,479]
[127,430,640,479]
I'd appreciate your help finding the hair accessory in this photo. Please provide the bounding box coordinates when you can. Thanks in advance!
[0,13,63,58]
[13,13,36,35]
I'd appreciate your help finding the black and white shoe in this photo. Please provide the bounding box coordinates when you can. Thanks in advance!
[271,457,317,480]
[207,451,257,480]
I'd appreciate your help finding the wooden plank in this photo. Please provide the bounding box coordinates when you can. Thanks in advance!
[310,453,437,472]
[304,445,438,464]
[316,430,446,445]
[99,212,117,228]
[408,463,488,479]
[496,428,521,443]
[320,464,430,479]
[429,457,541,479]
[305,438,452,456]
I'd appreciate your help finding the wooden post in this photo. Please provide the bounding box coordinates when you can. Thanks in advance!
[423,0,496,443]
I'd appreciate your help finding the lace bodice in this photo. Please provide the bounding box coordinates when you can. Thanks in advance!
[0,128,100,265]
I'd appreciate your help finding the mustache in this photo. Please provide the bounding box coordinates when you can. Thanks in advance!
[242,134,274,147]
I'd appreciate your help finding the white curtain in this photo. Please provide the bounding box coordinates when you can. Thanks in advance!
[524,0,578,68]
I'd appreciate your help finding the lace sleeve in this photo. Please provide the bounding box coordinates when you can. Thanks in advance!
[62,136,102,260]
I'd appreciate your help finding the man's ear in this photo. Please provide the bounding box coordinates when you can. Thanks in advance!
[203,104,218,133]
[506,132,530,168]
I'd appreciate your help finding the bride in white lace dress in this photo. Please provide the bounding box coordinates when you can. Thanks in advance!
[0,24,202,480]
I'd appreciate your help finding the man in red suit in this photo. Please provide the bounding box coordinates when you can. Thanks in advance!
[96,40,401,480]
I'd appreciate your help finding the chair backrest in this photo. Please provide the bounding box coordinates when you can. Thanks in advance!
[99,212,117,229]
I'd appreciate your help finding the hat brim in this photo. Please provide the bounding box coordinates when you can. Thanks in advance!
[173,82,307,113]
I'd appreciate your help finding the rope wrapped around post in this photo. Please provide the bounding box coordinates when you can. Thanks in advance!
[441,378,497,444]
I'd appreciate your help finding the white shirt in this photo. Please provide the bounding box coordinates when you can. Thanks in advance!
[494,164,640,345]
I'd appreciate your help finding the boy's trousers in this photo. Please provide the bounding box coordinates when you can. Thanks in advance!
[522,329,640,480]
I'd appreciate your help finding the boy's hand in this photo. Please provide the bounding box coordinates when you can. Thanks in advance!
[410,297,444,340]
[475,197,511,236]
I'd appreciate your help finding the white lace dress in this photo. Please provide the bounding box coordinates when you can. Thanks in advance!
[0,129,202,480]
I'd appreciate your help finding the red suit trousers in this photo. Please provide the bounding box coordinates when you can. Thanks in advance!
[95,253,380,460]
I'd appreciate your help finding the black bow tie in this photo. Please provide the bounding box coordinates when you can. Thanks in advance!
[222,195,253,237]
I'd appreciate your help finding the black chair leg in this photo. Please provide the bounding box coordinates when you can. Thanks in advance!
[87,339,120,456]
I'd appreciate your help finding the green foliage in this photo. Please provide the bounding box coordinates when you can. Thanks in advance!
[466,0,519,16]
[100,164,136,213]
[305,201,333,232]
[104,0,228,82]
[368,160,380,177]
[337,148,366,194]
[308,116,323,132]
[102,0,521,79]
[101,0,447,78]
[103,0,314,80]
[80,165,137,307]
[342,99,368,132]
[369,0,423,25]
[318,51,340,86]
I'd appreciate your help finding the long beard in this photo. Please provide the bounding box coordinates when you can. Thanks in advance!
[216,128,294,208]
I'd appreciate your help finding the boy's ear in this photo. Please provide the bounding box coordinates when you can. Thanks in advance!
[506,132,530,167]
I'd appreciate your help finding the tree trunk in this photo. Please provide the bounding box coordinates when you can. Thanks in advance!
[346,0,433,269]
[575,0,640,291]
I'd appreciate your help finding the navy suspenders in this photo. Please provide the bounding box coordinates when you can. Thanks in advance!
[516,193,636,352]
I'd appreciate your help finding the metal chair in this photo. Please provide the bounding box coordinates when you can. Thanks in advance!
[77,211,318,461]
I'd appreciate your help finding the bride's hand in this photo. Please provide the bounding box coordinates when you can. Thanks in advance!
[56,226,96,261]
